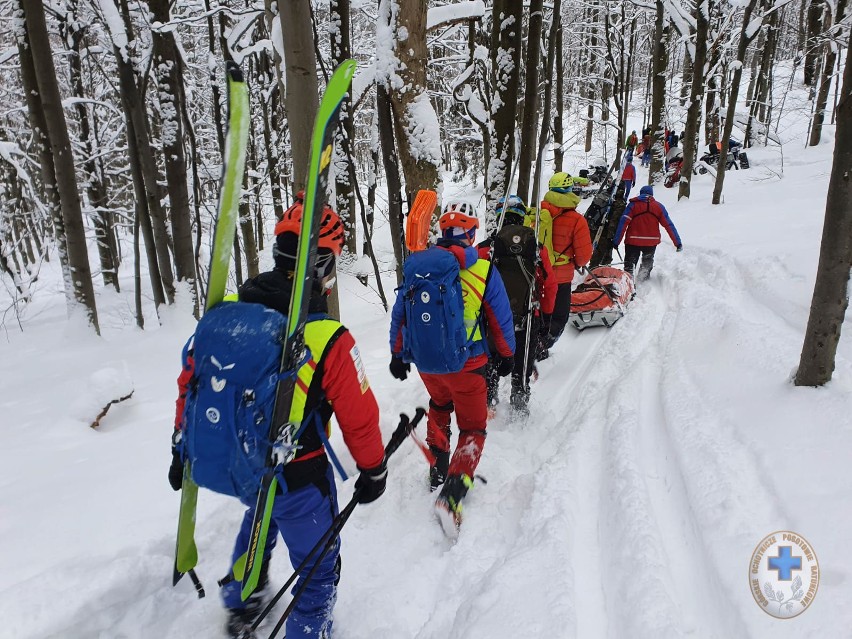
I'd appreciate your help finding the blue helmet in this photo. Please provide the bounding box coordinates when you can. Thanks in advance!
[639,185,654,197]
[497,194,527,215]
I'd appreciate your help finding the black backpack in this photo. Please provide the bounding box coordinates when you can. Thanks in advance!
[492,224,539,323]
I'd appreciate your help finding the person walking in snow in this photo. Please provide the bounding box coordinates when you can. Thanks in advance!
[641,132,652,167]
[621,156,636,200]
[388,201,515,535]
[626,130,638,153]
[536,173,593,354]
[478,195,557,416]
[169,198,387,639]
[613,185,682,282]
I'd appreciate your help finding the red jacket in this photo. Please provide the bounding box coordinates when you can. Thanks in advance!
[622,163,636,182]
[614,195,682,249]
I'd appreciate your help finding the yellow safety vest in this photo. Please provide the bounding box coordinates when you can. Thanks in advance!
[459,259,490,341]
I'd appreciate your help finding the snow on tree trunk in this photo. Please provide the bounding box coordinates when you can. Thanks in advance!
[795,28,852,386]
[150,0,198,312]
[648,0,670,185]
[486,0,522,231]
[679,0,710,200]
[380,0,441,208]
[516,0,544,203]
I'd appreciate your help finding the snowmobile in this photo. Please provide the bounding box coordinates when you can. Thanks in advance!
[569,266,635,330]
[695,140,749,174]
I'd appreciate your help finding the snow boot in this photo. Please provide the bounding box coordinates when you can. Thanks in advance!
[429,446,450,492]
[435,474,473,538]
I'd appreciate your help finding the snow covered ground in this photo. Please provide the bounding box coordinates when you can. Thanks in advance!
[3,75,852,639]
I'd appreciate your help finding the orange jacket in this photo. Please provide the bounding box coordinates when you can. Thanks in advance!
[540,199,593,284]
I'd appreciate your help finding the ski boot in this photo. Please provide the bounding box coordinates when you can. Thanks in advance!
[226,609,257,639]
[509,390,530,420]
[224,560,269,638]
[435,474,473,539]
[429,446,450,492]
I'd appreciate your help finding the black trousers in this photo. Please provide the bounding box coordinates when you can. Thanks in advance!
[624,244,657,281]
[486,316,540,404]
[549,283,572,341]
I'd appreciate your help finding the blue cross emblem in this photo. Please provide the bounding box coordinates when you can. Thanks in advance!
[768,546,802,581]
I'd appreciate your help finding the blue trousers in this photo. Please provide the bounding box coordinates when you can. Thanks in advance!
[222,466,340,639]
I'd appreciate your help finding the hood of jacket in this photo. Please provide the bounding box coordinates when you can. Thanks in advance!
[543,189,581,211]
[436,239,480,269]
[238,268,328,316]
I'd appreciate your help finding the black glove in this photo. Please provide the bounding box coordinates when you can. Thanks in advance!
[610,238,618,249]
[389,356,410,381]
[676,244,683,252]
[354,458,388,504]
[496,355,514,377]
[169,448,183,491]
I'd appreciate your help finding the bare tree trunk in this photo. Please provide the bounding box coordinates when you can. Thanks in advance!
[679,0,710,200]
[23,0,100,332]
[14,8,68,288]
[532,0,562,202]
[331,0,358,255]
[804,0,825,86]
[112,0,175,304]
[486,0,523,226]
[150,0,198,311]
[648,1,670,184]
[795,29,852,386]
[516,0,544,202]
[377,84,406,285]
[713,0,762,205]
[280,0,319,194]
[809,0,847,146]
[62,4,119,292]
[554,19,564,172]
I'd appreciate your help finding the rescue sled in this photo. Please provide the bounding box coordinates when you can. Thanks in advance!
[569,266,634,330]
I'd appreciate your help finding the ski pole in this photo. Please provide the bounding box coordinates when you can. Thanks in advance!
[252,408,426,635]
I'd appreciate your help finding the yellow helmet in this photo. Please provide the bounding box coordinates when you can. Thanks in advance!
[548,172,575,191]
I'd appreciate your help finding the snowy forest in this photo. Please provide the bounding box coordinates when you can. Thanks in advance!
[2,0,852,638]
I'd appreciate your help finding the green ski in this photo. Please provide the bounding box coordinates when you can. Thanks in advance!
[173,61,250,588]
[239,59,357,601]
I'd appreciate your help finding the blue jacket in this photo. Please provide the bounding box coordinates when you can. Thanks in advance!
[390,241,516,367]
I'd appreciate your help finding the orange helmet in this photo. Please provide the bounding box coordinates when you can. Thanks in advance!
[274,198,345,256]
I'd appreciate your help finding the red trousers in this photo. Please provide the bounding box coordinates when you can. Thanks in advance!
[419,369,488,478]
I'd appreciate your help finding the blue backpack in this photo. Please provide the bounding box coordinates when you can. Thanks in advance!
[177,302,317,501]
[401,247,479,374]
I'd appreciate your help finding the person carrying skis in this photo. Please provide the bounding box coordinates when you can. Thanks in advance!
[613,185,682,282]
[479,195,557,416]
[621,156,636,199]
[535,173,592,353]
[169,199,387,639]
[388,201,515,535]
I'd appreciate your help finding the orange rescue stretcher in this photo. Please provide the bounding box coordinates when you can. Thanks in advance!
[569,266,635,330]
